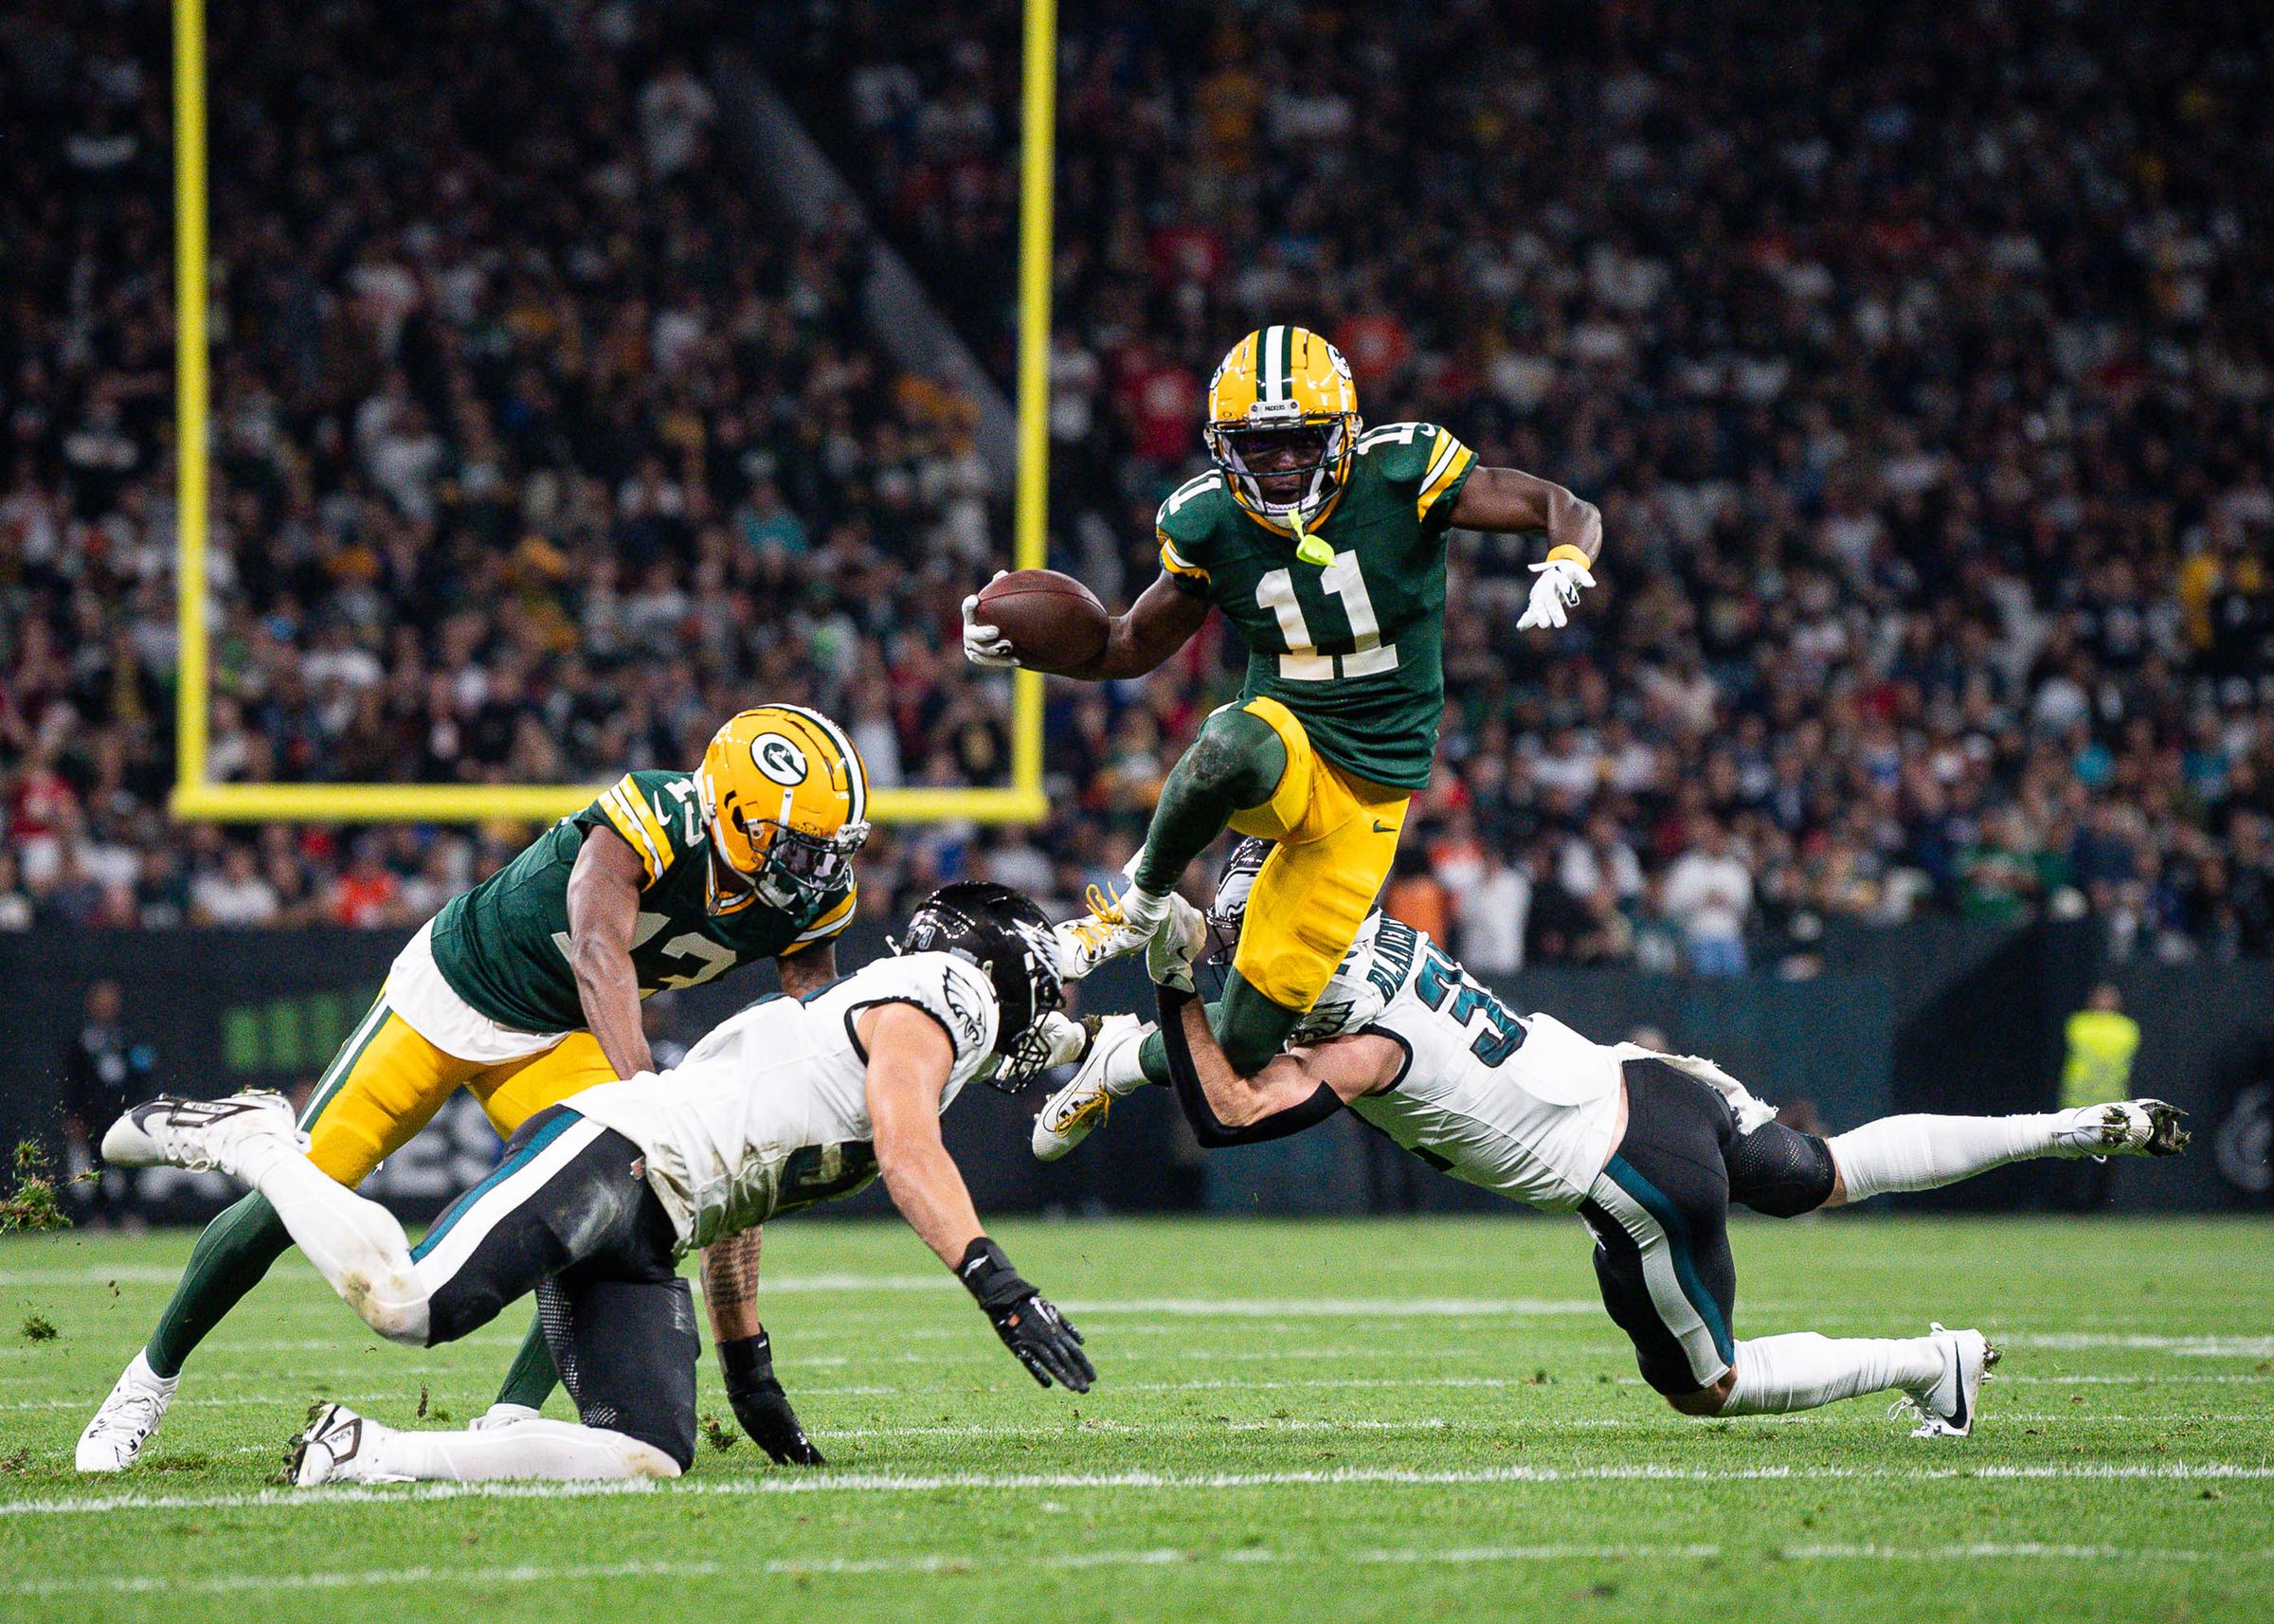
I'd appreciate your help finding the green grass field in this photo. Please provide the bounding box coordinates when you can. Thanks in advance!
[3,1216,2270,1623]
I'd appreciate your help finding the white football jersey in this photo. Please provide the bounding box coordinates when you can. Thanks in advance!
[567,950,1001,1250]
[1310,917,1622,1212]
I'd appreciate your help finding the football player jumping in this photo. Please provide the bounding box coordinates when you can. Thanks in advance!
[1061,841,2190,1435]
[965,325,1601,1140]
[80,706,871,1472]
[101,884,1093,1484]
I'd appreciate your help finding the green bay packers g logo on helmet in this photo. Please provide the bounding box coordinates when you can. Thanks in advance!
[750,731,808,787]
[1204,325,1362,528]
[696,705,869,917]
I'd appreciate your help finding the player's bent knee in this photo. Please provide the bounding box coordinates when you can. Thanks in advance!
[1725,1121,1838,1218]
[358,1272,432,1346]
[621,1432,688,1477]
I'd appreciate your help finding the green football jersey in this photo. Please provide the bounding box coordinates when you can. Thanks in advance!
[427,770,857,1035]
[1155,421,1477,789]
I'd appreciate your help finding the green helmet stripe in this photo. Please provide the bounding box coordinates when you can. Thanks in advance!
[1262,324,1287,402]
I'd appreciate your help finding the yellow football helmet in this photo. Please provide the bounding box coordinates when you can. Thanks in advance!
[695,705,869,917]
[1203,325,1362,528]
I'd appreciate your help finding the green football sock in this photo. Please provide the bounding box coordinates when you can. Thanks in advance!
[144,1192,294,1380]
[1131,707,1286,895]
[493,1314,560,1411]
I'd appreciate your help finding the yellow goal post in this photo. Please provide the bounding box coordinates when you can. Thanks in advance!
[169,0,1053,824]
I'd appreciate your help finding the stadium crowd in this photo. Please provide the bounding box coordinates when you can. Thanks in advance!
[6,0,2274,974]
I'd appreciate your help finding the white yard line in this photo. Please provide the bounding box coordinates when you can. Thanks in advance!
[7,1460,2272,1519]
[9,1539,2274,1597]
[2003,1334,2274,1358]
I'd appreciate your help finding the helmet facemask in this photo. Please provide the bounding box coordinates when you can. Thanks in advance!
[1207,409,1352,525]
[706,812,868,919]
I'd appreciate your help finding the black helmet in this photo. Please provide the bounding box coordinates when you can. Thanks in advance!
[897,881,1065,1092]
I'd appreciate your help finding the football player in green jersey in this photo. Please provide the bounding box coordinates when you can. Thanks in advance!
[78,705,869,1473]
[964,324,1601,1129]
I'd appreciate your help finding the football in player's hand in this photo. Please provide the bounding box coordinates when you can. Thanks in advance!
[976,569,1110,674]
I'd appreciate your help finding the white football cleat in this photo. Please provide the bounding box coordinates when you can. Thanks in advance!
[1033,1014,1148,1161]
[1902,1323,1998,1438]
[468,1401,542,1432]
[287,1402,411,1486]
[2050,1099,2189,1160]
[1054,886,1165,982]
[76,1352,177,1472]
[100,1091,300,1175]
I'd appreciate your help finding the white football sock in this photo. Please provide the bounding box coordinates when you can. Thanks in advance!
[235,1139,429,1344]
[1718,1331,1944,1415]
[370,1416,680,1482]
[123,1349,178,1398]
[1105,1022,1156,1096]
[1827,1112,2066,1203]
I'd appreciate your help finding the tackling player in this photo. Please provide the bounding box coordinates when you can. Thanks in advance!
[1059,841,2190,1435]
[964,325,1601,1137]
[79,705,870,1472]
[100,883,1094,1483]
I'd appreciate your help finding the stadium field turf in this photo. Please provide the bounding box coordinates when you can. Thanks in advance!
[3,1216,2269,1623]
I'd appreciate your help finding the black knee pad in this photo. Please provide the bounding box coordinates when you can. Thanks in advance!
[1725,1120,1837,1218]
[538,1275,699,1470]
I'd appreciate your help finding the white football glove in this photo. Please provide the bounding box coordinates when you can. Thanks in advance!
[1516,555,1596,631]
[962,570,1020,668]
[1145,893,1210,993]
[1030,1010,1095,1071]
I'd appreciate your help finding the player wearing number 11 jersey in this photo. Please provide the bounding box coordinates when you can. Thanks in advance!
[79,705,867,1473]
[965,323,1606,1096]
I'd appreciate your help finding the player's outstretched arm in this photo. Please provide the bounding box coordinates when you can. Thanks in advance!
[565,825,656,1078]
[1450,466,1602,560]
[1452,466,1604,632]
[1154,985,1398,1145]
[965,570,1208,681]
[861,1003,1092,1391]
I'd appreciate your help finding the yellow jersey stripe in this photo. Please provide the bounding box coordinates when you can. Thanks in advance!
[1416,442,1476,521]
[1159,532,1209,581]
[785,886,858,949]
[599,781,669,884]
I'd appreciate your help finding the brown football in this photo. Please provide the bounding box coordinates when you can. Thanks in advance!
[976,568,1110,674]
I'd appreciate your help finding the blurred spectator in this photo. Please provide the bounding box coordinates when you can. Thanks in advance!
[1662,819,1754,977]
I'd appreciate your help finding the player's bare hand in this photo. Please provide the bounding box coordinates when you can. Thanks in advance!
[962,571,1020,667]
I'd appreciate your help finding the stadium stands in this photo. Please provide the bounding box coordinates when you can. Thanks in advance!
[5,0,2272,971]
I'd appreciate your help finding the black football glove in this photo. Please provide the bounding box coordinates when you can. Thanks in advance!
[958,1236,1094,1393]
[717,1331,824,1466]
